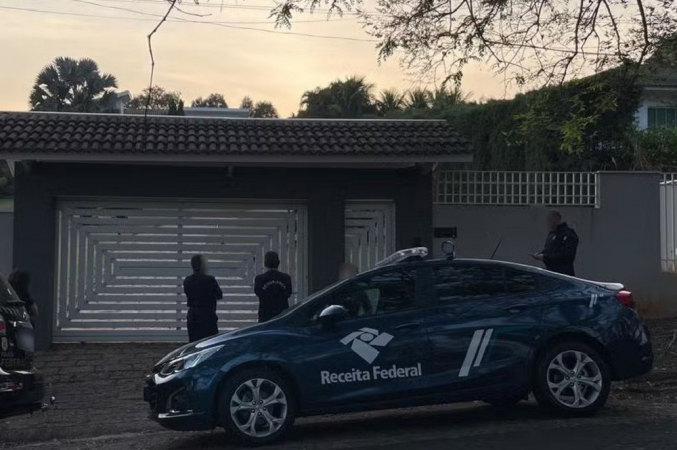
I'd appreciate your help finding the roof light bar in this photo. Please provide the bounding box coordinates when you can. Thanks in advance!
[375,247,429,268]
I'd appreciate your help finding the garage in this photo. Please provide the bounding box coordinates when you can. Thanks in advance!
[54,200,307,342]
[1,111,470,347]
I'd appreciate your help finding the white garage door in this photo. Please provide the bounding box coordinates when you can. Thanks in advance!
[345,201,396,272]
[54,200,307,342]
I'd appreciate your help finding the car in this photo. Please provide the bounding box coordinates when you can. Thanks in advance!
[144,247,653,445]
[0,274,47,420]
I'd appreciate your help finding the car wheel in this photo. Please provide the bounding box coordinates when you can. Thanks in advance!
[219,367,296,445]
[533,341,610,415]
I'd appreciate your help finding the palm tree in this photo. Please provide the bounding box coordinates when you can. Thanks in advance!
[330,76,375,118]
[376,89,404,116]
[431,86,471,109]
[29,57,118,112]
[406,88,432,110]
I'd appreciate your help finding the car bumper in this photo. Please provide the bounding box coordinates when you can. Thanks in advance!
[144,371,217,431]
[608,316,654,381]
[0,370,45,419]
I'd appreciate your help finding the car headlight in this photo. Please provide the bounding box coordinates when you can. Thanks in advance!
[160,345,223,376]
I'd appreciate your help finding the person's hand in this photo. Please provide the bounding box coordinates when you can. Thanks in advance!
[530,253,544,261]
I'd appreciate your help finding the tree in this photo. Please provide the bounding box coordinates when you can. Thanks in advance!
[405,89,431,111]
[127,86,181,110]
[29,57,118,112]
[191,93,228,108]
[0,161,12,198]
[298,76,376,118]
[431,87,471,111]
[240,96,254,110]
[167,98,185,116]
[376,89,404,117]
[251,101,279,118]
[269,0,676,88]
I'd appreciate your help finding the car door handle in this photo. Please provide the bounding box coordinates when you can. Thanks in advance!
[393,323,420,332]
[506,304,529,314]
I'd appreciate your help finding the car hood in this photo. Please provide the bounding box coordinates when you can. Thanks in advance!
[153,319,284,369]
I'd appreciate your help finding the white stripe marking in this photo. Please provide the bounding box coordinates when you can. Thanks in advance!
[473,329,494,367]
[589,294,595,308]
[460,330,484,377]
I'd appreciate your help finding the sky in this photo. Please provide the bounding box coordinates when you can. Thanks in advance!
[0,0,519,116]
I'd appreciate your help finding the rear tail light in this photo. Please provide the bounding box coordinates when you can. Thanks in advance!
[0,316,5,335]
[616,290,636,310]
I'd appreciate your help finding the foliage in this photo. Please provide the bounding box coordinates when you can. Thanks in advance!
[375,89,404,117]
[630,128,677,171]
[167,98,185,116]
[269,0,676,89]
[191,93,228,108]
[127,86,182,110]
[251,101,279,118]
[298,76,376,118]
[240,96,254,110]
[29,57,118,112]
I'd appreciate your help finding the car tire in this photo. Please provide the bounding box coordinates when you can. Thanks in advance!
[219,367,297,445]
[533,341,610,415]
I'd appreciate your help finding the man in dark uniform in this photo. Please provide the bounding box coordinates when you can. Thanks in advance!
[531,210,580,276]
[184,255,223,342]
[254,251,292,323]
[338,263,373,318]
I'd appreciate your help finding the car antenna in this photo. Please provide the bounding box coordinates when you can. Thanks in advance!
[490,237,504,260]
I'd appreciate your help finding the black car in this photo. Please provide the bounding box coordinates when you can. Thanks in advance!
[0,274,45,419]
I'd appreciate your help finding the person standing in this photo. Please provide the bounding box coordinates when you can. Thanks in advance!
[254,251,292,323]
[8,269,38,327]
[531,210,580,276]
[183,255,223,343]
[338,263,373,318]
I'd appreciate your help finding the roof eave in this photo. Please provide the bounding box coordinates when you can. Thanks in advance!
[0,152,472,165]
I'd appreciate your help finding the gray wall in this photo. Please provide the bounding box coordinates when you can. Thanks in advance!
[434,172,677,318]
[0,209,12,276]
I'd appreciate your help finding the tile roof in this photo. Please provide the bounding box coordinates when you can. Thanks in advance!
[639,68,677,88]
[0,112,469,160]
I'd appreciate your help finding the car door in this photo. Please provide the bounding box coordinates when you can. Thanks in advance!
[425,262,549,397]
[297,266,432,409]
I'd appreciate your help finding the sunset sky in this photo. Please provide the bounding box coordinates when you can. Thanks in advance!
[0,0,519,116]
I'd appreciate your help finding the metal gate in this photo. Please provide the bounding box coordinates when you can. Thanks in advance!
[54,200,307,342]
[344,201,396,272]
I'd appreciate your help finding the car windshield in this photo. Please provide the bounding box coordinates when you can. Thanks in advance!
[0,274,23,306]
[277,278,349,318]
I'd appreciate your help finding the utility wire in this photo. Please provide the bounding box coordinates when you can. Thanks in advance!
[0,4,375,42]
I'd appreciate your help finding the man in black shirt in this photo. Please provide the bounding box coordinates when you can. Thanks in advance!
[184,255,223,342]
[531,210,580,276]
[254,251,292,323]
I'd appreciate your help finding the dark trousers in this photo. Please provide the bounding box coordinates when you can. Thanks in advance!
[187,307,219,343]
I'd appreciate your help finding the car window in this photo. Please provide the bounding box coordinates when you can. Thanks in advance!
[309,268,418,321]
[0,275,21,305]
[433,264,506,303]
[433,264,558,303]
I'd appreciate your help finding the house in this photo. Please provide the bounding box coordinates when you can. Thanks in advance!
[635,69,677,129]
[0,111,470,348]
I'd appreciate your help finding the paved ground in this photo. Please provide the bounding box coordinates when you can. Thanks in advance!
[1,317,676,449]
[4,397,677,450]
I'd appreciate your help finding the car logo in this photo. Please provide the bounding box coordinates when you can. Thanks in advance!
[340,328,394,364]
[1,337,8,352]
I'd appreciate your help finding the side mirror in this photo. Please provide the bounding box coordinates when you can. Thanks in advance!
[318,305,348,329]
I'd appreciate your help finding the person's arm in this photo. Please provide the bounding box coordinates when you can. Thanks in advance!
[285,274,293,299]
[543,231,579,264]
[254,275,262,298]
[212,277,223,300]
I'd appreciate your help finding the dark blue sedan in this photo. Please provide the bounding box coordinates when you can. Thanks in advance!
[144,248,653,445]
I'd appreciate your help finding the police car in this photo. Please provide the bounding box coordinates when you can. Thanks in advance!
[144,246,653,445]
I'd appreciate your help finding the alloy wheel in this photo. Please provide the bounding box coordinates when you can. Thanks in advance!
[229,378,288,438]
[546,350,603,409]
